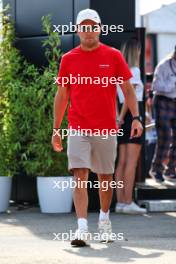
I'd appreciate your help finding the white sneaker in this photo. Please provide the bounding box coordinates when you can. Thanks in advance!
[98,220,113,243]
[115,203,126,213]
[71,228,90,247]
[122,202,147,214]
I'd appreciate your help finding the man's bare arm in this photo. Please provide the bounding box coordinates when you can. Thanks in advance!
[52,86,69,152]
[53,85,70,129]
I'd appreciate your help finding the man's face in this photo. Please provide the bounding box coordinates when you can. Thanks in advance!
[77,20,101,48]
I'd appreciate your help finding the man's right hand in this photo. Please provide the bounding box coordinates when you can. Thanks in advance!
[51,129,63,152]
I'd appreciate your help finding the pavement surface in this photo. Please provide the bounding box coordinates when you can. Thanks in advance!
[0,207,176,264]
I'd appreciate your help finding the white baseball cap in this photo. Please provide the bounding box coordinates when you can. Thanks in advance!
[76,9,101,25]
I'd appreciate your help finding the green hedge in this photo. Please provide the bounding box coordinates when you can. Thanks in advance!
[0,10,68,176]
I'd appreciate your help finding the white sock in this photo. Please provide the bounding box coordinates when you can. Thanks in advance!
[99,209,110,222]
[77,218,88,230]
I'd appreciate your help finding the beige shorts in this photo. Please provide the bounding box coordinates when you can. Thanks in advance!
[67,133,117,174]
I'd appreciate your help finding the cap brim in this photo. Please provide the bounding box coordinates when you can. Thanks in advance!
[76,18,100,25]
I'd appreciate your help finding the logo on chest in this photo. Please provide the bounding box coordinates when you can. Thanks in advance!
[99,64,110,69]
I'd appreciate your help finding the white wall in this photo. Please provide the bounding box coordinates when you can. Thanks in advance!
[157,33,176,62]
[143,3,176,64]
[135,0,141,27]
[143,3,176,34]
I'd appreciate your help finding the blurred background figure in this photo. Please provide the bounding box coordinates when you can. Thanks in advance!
[149,46,176,183]
[145,102,157,176]
[115,39,146,214]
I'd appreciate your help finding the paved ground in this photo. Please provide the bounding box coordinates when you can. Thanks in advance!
[0,207,176,264]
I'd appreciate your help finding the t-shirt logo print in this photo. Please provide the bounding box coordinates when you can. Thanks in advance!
[99,64,110,69]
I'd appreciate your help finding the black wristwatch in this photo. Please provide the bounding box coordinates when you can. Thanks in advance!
[132,116,142,123]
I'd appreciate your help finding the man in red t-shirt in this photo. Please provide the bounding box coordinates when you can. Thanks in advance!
[52,9,143,246]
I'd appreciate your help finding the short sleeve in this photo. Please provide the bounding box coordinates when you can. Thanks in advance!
[130,67,141,85]
[114,49,133,81]
[57,55,70,88]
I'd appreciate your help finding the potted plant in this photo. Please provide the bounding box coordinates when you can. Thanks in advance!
[19,15,73,213]
[0,10,73,213]
[0,11,17,212]
[0,133,13,212]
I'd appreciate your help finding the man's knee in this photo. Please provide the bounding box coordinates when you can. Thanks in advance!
[74,168,88,176]
[98,174,113,191]
[73,168,89,189]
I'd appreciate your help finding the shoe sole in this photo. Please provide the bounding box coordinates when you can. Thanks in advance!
[115,208,147,214]
[71,239,89,247]
[121,210,147,215]
[115,209,124,213]
[163,176,176,182]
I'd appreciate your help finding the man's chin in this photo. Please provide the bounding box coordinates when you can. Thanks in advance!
[84,39,98,47]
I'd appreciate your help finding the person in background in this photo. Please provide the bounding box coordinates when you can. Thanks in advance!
[149,46,176,183]
[115,39,146,214]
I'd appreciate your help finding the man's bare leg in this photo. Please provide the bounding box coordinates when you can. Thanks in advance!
[97,174,113,242]
[73,168,89,222]
[98,174,113,213]
[73,168,89,219]
[71,168,90,246]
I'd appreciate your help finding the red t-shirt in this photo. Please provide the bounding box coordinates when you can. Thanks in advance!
[57,42,132,132]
